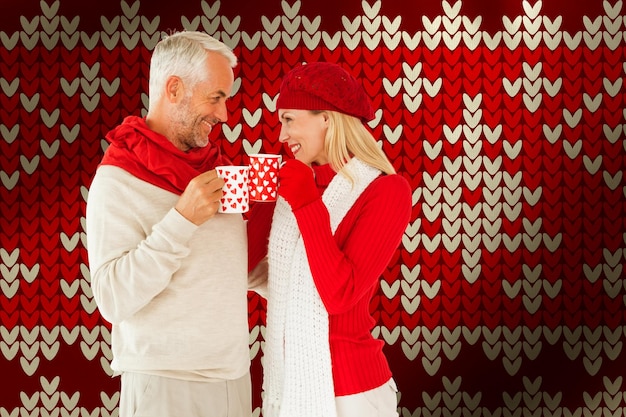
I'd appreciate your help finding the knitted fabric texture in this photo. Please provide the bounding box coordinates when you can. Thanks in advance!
[276,62,375,122]
[100,116,228,195]
[263,158,382,417]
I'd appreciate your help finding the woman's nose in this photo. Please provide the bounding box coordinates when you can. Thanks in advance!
[278,125,288,142]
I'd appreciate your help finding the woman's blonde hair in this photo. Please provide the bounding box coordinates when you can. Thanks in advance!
[320,111,396,183]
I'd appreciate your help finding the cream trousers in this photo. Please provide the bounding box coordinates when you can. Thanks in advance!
[335,378,399,417]
[119,371,251,417]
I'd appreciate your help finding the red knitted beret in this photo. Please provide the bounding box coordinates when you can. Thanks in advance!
[276,62,375,123]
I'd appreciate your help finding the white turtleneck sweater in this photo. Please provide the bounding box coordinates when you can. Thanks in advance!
[86,165,250,381]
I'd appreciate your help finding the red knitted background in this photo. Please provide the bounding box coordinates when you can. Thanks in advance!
[1,0,625,415]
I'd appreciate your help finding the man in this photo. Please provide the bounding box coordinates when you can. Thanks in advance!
[86,31,253,417]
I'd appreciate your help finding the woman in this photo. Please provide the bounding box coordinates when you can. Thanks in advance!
[261,61,412,417]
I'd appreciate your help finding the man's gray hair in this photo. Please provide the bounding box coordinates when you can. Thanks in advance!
[148,31,237,109]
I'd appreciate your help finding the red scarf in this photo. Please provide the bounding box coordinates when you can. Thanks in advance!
[100,116,229,194]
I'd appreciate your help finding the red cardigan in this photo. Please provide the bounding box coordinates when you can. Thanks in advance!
[248,163,412,396]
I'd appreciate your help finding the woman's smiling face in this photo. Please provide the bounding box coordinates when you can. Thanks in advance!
[278,109,328,166]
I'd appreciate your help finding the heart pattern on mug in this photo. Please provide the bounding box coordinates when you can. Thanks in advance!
[248,154,281,202]
[216,166,249,213]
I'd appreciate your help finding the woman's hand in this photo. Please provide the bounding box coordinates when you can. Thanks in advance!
[277,159,320,210]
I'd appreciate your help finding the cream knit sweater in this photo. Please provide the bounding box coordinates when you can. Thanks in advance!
[86,165,250,380]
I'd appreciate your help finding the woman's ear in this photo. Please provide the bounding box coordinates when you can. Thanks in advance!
[321,111,330,128]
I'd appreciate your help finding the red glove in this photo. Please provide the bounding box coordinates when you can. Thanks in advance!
[278,159,320,210]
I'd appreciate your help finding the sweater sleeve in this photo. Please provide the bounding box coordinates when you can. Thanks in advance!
[86,168,198,324]
[246,201,275,273]
[293,174,412,315]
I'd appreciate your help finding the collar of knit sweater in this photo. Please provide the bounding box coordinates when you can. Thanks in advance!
[312,163,336,187]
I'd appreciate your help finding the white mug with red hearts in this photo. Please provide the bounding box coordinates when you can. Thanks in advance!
[248,154,282,202]
[215,165,250,213]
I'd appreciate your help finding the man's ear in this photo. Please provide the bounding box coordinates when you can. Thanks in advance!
[165,76,184,102]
